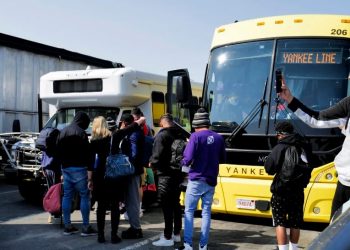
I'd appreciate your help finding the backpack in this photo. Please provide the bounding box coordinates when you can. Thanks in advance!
[43,182,62,214]
[36,127,60,157]
[279,145,311,188]
[169,137,187,171]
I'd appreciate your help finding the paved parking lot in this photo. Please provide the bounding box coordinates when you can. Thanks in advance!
[0,179,324,249]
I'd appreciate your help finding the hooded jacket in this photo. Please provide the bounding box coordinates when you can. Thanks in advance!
[264,133,318,194]
[150,126,186,176]
[57,111,93,170]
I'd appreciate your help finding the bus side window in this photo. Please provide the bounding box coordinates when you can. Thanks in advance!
[152,91,165,127]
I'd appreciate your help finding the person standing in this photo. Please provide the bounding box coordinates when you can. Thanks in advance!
[119,114,145,239]
[57,111,97,236]
[150,113,186,247]
[177,108,226,250]
[91,116,145,244]
[264,122,315,250]
[279,81,350,218]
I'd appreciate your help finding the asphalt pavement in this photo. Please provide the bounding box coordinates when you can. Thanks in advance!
[0,179,324,250]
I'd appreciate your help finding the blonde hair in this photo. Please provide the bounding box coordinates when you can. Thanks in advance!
[91,116,111,139]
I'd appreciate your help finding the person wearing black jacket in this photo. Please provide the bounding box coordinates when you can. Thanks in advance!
[57,111,97,236]
[150,113,186,247]
[264,122,316,250]
[90,116,145,244]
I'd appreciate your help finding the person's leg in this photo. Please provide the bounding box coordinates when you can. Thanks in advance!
[289,228,300,244]
[287,191,303,247]
[275,226,288,245]
[125,175,141,229]
[74,168,90,226]
[62,169,74,226]
[97,199,107,235]
[184,180,202,247]
[158,176,174,239]
[271,194,288,248]
[331,181,345,218]
[110,199,122,243]
[199,182,215,248]
[173,182,182,237]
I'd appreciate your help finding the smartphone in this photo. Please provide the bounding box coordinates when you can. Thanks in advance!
[275,69,283,94]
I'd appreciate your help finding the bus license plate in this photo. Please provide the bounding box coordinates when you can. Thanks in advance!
[236,199,255,210]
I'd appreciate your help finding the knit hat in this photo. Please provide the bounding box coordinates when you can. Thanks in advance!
[192,108,210,128]
[275,121,294,135]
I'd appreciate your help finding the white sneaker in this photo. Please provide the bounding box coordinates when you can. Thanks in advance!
[199,244,208,250]
[152,236,174,246]
[176,243,193,250]
[173,234,181,242]
[121,212,129,220]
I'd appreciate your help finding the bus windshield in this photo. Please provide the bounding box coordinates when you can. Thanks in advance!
[44,107,120,134]
[205,39,350,134]
[206,41,273,132]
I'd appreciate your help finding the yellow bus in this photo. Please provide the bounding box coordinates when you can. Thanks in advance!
[167,14,350,223]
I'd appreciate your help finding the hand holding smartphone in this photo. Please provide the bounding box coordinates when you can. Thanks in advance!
[275,69,283,94]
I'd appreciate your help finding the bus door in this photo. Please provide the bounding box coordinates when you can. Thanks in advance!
[166,69,197,132]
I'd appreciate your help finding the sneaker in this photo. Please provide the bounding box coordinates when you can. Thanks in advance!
[176,243,193,250]
[121,212,129,220]
[63,225,79,235]
[152,235,174,246]
[173,234,181,243]
[199,244,208,250]
[121,227,143,239]
[97,234,106,243]
[81,225,98,237]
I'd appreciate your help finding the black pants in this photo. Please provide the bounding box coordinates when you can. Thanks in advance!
[158,176,182,239]
[331,181,350,218]
[97,199,120,235]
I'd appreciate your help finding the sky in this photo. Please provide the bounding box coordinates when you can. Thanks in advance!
[1,0,350,82]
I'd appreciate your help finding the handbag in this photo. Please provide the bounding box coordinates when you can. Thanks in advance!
[105,136,135,180]
[43,182,62,214]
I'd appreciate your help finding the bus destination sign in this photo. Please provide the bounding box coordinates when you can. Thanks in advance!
[279,50,342,64]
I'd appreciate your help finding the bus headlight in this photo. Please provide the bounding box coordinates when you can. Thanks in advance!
[325,173,333,180]
[313,207,321,214]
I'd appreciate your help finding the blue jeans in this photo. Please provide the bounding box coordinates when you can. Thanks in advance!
[62,167,90,226]
[184,180,215,247]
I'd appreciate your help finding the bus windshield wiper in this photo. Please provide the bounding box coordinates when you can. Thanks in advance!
[225,78,268,146]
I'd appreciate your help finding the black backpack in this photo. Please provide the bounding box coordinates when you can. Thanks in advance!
[169,138,187,171]
[279,145,311,188]
[35,128,60,157]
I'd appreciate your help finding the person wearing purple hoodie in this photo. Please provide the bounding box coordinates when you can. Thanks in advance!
[177,108,226,250]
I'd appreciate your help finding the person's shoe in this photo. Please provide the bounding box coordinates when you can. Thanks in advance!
[121,212,129,220]
[81,225,98,237]
[199,244,208,250]
[111,234,122,244]
[152,235,174,246]
[176,243,193,250]
[63,225,79,235]
[97,234,106,243]
[173,234,181,243]
[121,227,143,239]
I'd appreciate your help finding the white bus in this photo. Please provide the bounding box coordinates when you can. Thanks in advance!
[14,66,202,201]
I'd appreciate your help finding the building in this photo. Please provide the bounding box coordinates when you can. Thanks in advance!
[0,32,121,132]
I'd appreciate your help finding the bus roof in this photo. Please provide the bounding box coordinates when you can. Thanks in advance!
[212,14,350,49]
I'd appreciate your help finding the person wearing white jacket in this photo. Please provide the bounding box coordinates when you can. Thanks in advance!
[279,81,350,219]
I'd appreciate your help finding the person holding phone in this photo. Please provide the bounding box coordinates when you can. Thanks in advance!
[278,73,350,219]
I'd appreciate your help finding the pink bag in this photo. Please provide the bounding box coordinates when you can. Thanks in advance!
[43,183,62,214]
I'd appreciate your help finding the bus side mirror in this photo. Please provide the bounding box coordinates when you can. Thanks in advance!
[176,75,192,103]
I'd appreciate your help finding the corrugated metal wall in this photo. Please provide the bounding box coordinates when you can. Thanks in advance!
[0,46,100,132]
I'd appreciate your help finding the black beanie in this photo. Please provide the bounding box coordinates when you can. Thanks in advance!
[275,121,294,135]
[192,108,210,128]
